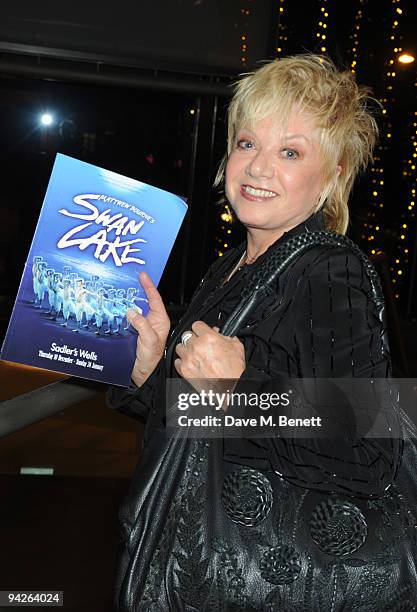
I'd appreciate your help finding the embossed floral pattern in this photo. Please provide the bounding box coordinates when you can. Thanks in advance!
[260,545,302,585]
[221,468,273,527]
[310,499,368,556]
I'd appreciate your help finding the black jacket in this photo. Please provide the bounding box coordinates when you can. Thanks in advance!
[108,212,416,611]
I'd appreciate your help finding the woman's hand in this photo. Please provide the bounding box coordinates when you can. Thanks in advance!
[127,272,170,387]
[174,321,246,386]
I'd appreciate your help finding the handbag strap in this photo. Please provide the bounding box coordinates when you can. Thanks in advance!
[220,231,385,337]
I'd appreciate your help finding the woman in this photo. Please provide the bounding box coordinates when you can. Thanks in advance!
[109,55,417,611]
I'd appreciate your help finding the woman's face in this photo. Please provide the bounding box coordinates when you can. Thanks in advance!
[225,110,327,243]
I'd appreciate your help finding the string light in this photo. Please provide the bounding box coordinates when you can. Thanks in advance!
[215,204,233,258]
[361,0,404,271]
[350,1,365,74]
[387,0,416,300]
[393,107,417,301]
[240,0,252,67]
[276,0,287,56]
[315,0,330,54]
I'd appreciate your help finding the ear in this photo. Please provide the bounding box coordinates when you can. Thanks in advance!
[335,165,342,177]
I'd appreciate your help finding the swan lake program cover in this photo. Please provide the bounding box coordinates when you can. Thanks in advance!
[1,153,187,386]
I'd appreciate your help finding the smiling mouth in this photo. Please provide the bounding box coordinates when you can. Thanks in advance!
[241,185,278,198]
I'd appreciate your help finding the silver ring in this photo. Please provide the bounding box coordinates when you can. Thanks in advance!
[181,331,193,348]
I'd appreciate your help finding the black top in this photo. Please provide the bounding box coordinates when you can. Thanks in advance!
[108,212,417,611]
[110,211,399,493]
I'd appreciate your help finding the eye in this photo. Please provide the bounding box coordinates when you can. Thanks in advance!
[282,148,299,159]
[236,139,254,151]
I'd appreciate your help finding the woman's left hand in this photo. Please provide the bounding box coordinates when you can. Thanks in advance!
[174,321,246,381]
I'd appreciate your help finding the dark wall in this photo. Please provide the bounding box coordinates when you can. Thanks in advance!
[0,0,275,73]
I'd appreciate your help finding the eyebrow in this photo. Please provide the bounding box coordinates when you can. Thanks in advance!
[282,134,311,143]
[235,129,315,148]
[236,130,312,143]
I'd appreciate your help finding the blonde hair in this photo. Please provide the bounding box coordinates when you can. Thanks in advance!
[216,54,379,234]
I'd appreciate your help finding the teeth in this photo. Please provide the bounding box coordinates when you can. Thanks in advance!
[243,185,278,197]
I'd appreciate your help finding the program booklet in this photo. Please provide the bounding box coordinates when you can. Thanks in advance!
[1,153,187,386]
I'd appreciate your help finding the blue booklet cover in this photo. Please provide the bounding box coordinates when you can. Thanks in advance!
[1,153,187,386]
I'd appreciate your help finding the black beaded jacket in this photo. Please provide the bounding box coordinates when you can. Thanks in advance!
[108,212,417,611]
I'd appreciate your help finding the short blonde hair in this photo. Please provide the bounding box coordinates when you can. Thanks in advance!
[216,54,378,234]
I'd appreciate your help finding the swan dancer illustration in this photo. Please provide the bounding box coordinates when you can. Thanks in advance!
[61,279,74,327]
[53,273,64,318]
[35,261,48,308]
[73,278,87,332]
[32,256,43,303]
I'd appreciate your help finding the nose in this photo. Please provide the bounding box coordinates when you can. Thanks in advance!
[245,149,274,179]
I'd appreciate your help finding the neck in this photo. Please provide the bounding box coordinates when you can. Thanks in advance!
[244,228,285,263]
[244,211,319,263]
